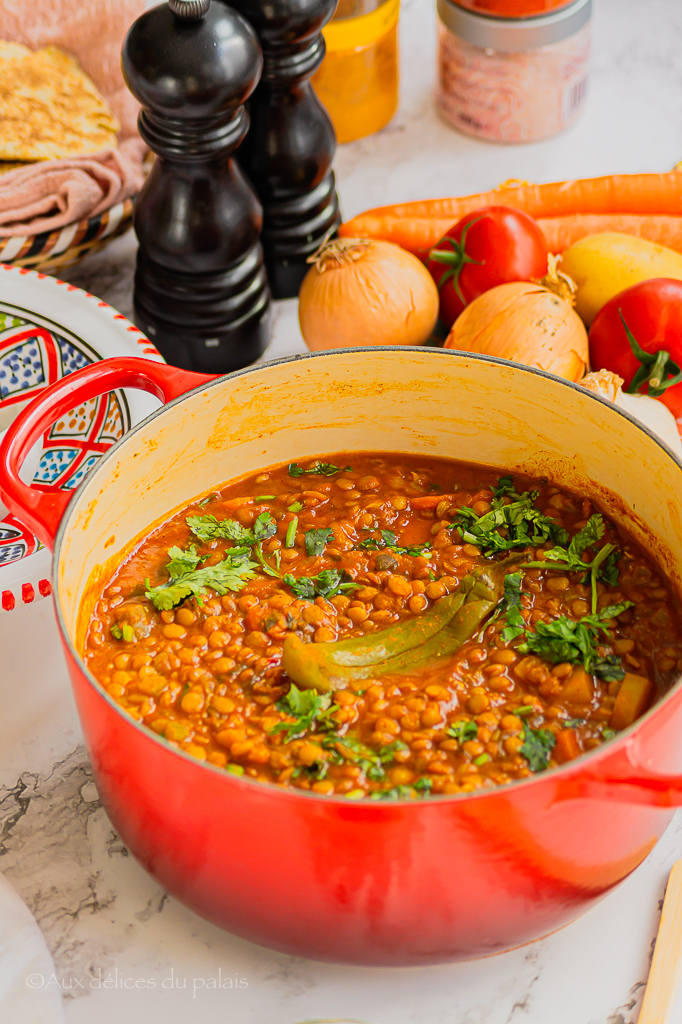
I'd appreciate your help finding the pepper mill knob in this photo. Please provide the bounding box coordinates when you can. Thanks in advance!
[229,0,342,299]
[122,0,272,372]
[169,0,211,17]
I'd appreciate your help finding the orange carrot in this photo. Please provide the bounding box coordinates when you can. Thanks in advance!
[538,214,682,255]
[338,172,682,259]
[410,494,456,509]
[554,729,581,765]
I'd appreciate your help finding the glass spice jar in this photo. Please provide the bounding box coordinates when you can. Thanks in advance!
[455,0,577,13]
[436,0,592,143]
[312,0,400,144]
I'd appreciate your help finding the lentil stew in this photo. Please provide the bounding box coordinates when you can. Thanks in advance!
[84,454,682,799]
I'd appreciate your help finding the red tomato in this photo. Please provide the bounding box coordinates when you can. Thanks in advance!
[426,206,549,327]
[589,278,682,418]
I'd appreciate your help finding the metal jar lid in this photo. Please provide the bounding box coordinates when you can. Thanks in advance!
[437,0,592,51]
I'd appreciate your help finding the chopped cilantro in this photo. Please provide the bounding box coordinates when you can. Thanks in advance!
[356,529,431,557]
[288,462,352,477]
[447,720,478,743]
[521,515,622,613]
[283,569,357,600]
[166,544,203,576]
[519,603,633,680]
[563,717,586,728]
[357,530,397,551]
[186,510,280,580]
[186,514,250,544]
[371,784,431,800]
[271,684,334,741]
[187,510,276,547]
[285,517,298,549]
[520,727,556,772]
[414,777,433,792]
[287,501,303,512]
[600,726,617,741]
[111,622,135,642]
[492,475,523,501]
[452,483,565,556]
[304,527,334,557]
[145,546,257,611]
[325,735,408,781]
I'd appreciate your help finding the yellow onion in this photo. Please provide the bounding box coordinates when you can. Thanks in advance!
[298,238,439,350]
[444,280,588,382]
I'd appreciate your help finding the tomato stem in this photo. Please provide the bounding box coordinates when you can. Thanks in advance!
[620,310,682,398]
[428,218,483,307]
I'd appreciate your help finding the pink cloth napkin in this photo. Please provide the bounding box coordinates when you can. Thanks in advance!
[0,138,146,236]
[0,0,148,139]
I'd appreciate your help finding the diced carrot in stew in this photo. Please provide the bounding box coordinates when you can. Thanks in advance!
[554,728,582,764]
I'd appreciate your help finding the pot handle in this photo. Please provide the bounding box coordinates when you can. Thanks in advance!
[0,357,214,549]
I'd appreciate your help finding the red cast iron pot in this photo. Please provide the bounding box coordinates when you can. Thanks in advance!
[2,348,682,967]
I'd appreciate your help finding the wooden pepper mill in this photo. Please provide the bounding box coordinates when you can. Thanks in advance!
[229,0,342,299]
[122,0,272,372]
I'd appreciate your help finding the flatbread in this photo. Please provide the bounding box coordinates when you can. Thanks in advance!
[0,42,119,160]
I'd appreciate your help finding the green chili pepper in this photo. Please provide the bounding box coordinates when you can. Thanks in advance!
[282,555,523,692]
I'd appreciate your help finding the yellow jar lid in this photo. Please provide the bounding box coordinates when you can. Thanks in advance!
[322,0,400,52]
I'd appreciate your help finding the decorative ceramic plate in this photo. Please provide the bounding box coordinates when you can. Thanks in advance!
[0,262,164,612]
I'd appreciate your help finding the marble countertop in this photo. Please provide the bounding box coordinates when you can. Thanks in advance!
[3,0,682,1020]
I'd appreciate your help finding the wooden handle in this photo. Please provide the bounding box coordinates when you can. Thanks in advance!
[638,860,682,1024]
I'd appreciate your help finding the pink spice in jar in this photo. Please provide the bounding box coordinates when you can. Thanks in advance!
[436,0,592,143]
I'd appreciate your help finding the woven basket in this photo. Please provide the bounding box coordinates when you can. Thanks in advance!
[0,196,135,273]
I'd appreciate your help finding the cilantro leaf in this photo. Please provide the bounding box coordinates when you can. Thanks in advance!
[563,717,586,728]
[304,527,334,557]
[500,571,526,641]
[145,547,257,610]
[447,720,478,743]
[271,684,333,740]
[600,549,621,588]
[166,544,202,576]
[186,510,276,548]
[253,511,277,543]
[283,569,357,600]
[453,489,562,556]
[571,515,605,557]
[357,529,397,551]
[518,602,633,680]
[492,475,523,500]
[520,728,556,772]
[187,514,252,544]
[288,462,351,477]
[522,515,622,614]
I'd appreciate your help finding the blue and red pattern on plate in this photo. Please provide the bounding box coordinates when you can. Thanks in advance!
[0,264,164,611]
